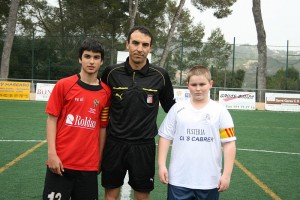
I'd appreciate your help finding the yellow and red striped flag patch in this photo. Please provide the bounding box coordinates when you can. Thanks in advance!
[220,127,235,139]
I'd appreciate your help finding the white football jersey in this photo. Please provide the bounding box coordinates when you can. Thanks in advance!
[158,99,236,189]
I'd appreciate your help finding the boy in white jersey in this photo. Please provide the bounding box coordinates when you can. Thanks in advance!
[158,65,236,200]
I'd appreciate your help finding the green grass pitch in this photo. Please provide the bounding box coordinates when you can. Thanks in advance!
[0,100,300,200]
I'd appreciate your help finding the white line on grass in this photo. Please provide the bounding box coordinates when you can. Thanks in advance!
[165,144,300,156]
[237,148,300,155]
[2,141,299,156]
[0,139,46,142]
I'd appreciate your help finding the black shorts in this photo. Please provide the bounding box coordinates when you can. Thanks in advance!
[101,136,156,192]
[43,167,98,200]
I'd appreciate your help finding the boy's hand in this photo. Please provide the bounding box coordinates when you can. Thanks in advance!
[48,153,64,176]
[218,175,231,192]
[158,166,169,184]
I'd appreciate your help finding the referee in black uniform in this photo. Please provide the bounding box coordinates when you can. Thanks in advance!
[100,25,176,200]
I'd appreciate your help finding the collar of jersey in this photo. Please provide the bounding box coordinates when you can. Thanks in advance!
[125,57,150,76]
[76,74,103,91]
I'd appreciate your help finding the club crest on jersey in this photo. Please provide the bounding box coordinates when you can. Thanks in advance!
[94,99,99,108]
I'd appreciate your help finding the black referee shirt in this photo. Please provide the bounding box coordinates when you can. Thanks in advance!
[101,58,175,141]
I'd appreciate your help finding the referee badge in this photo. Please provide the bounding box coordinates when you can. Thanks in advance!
[147,94,153,104]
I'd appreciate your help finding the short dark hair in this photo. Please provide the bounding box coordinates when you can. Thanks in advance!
[127,26,153,46]
[78,38,104,60]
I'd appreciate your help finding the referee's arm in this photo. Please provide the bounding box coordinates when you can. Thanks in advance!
[100,66,110,84]
[159,73,176,113]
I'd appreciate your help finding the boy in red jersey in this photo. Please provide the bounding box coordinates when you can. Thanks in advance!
[43,38,111,200]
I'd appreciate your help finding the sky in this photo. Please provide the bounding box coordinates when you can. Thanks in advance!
[47,0,300,49]
[185,0,300,49]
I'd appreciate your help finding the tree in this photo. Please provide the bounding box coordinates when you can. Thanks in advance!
[159,0,237,68]
[267,67,300,90]
[159,0,186,68]
[0,0,10,36]
[154,1,205,84]
[252,0,267,102]
[191,0,237,18]
[212,68,245,88]
[199,28,232,87]
[231,69,245,88]
[201,28,231,69]
[2,0,239,82]
[0,0,20,79]
[129,0,139,29]
[164,26,236,85]
[182,23,205,67]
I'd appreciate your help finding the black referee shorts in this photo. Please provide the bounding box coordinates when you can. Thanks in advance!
[101,136,156,192]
